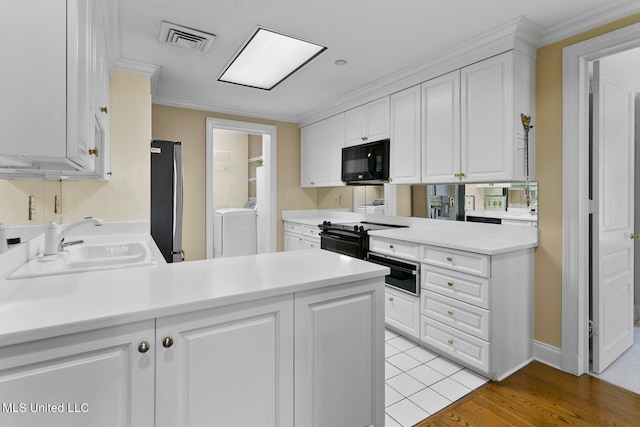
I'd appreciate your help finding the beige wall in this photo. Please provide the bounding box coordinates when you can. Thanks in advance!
[152,104,315,260]
[534,13,640,348]
[0,70,151,229]
[212,129,248,209]
[61,70,151,223]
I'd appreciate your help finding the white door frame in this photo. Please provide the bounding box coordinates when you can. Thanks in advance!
[562,23,640,376]
[205,118,277,259]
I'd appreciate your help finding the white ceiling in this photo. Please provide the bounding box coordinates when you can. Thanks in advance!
[118,0,640,123]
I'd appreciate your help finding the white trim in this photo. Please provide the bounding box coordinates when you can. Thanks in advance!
[562,23,640,376]
[156,95,298,124]
[541,1,640,47]
[205,118,278,259]
[534,340,563,371]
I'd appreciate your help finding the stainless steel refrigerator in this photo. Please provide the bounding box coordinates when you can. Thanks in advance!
[151,140,183,263]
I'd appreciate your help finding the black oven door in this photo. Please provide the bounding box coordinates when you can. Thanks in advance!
[320,232,366,259]
[366,253,419,295]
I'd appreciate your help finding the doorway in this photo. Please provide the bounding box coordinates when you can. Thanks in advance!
[205,118,277,259]
[562,23,640,378]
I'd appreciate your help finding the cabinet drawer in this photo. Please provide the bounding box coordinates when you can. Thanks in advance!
[284,222,303,235]
[421,316,489,373]
[370,237,419,261]
[385,287,420,339]
[421,246,490,277]
[422,265,489,309]
[302,225,321,238]
[421,291,489,340]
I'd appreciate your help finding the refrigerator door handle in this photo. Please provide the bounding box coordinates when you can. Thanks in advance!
[173,145,184,262]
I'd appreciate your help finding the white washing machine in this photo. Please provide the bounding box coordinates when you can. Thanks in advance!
[213,207,257,258]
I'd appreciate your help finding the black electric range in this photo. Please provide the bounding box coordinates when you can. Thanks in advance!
[318,221,407,259]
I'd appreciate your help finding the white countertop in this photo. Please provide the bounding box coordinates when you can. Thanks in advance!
[369,226,537,254]
[0,250,387,346]
[465,209,538,222]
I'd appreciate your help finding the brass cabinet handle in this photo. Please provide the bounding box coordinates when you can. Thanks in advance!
[446,257,453,262]
[88,147,99,157]
[388,297,394,302]
[459,172,465,177]
[454,173,460,177]
[361,136,368,141]
[447,282,454,287]
[447,310,454,316]
[138,341,150,353]
[447,339,454,345]
[389,244,394,249]
[630,234,640,240]
[162,337,174,348]
[100,106,108,114]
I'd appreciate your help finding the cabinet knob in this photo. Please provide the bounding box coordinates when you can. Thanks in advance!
[361,136,368,141]
[459,172,465,177]
[630,234,640,240]
[447,339,454,345]
[100,106,108,114]
[389,244,394,249]
[447,282,454,287]
[88,147,99,157]
[454,173,460,177]
[162,336,174,348]
[447,310,454,316]
[138,341,150,353]
[446,257,453,262]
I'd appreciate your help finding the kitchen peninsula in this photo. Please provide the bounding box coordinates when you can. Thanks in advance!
[0,248,387,427]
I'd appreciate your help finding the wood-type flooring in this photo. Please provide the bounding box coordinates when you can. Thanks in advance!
[415,361,640,427]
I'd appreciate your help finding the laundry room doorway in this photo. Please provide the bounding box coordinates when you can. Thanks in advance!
[205,118,277,259]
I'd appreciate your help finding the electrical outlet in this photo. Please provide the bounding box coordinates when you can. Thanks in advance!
[28,196,36,221]
[449,197,455,208]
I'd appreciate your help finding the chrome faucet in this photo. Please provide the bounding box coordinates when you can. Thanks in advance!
[44,215,104,256]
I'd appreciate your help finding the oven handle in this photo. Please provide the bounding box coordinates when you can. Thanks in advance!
[366,253,418,275]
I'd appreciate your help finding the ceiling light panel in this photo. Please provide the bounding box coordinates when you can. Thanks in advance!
[218,27,326,90]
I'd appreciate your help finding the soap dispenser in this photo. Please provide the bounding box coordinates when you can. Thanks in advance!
[0,223,8,252]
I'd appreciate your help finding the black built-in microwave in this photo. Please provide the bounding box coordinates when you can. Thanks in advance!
[341,139,390,184]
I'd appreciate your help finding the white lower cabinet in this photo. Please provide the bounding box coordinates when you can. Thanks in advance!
[0,320,155,427]
[156,295,294,427]
[385,286,420,339]
[420,245,534,380]
[0,280,384,426]
[284,221,321,251]
[295,280,384,427]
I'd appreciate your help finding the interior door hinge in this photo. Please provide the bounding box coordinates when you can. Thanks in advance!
[589,319,597,337]
[588,199,598,215]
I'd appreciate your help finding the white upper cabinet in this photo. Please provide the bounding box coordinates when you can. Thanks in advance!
[300,113,345,187]
[345,97,390,146]
[421,70,461,184]
[390,85,422,184]
[0,0,111,179]
[422,51,534,183]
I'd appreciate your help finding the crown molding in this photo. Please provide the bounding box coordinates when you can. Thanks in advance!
[114,59,162,93]
[540,0,640,46]
[152,95,299,123]
[298,16,542,126]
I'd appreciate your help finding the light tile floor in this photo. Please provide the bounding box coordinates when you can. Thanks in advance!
[384,329,489,427]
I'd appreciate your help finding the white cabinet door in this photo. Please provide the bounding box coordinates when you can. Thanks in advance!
[385,286,421,339]
[0,321,155,427]
[345,97,390,146]
[421,70,461,183]
[156,296,294,427]
[461,52,514,182]
[300,123,323,187]
[326,113,346,186]
[390,85,421,184]
[295,279,384,427]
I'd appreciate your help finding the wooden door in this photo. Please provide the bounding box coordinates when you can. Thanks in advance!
[591,61,635,373]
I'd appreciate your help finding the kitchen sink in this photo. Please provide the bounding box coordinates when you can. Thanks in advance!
[7,240,158,280]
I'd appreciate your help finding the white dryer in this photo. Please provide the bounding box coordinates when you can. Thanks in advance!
[213,208,257,258]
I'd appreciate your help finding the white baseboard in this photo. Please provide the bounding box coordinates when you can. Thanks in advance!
[533,340,563,371]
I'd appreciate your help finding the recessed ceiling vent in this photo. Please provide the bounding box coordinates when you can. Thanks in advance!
[158,21,216,54]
